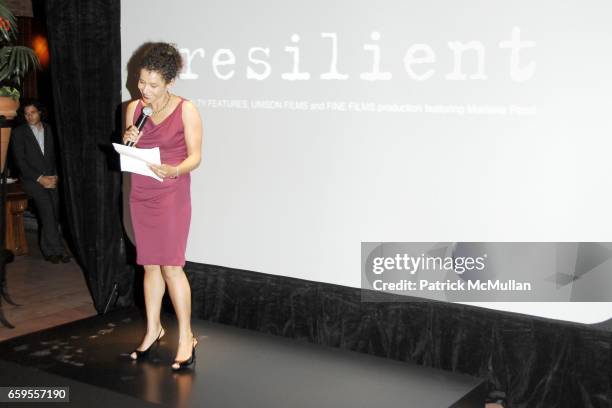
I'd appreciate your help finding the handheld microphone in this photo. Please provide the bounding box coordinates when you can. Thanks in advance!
[127,105,153,146]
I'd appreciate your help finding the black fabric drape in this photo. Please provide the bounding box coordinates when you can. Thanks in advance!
[45,0,133,312]
[187,263,612,408]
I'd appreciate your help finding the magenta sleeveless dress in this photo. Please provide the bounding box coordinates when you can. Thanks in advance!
[129,99,191,266]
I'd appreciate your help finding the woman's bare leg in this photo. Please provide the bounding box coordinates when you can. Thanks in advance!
[130,265,166,359]
[161,265,194,365]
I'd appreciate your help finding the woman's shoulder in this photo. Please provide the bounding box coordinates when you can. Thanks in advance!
[179,98,199,116]
[180,99,202,128]
[127,99,141,111]
[125,99,142,125]
[126,99,141,115]
[129,98,144,114]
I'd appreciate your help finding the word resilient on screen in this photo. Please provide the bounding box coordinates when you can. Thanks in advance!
[180,27,535,83]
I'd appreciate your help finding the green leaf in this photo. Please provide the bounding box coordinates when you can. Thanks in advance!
[0,45,40,86]
[0,85,19,99]
[0,2,17,42]
[0,1,39,91]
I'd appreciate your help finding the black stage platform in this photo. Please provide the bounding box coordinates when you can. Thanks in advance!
[0,308,485,407]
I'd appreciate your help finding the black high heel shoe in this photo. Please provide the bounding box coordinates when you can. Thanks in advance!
[130,327,165,360]
[171,337,198,371]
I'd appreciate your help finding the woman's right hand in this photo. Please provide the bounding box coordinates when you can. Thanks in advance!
[123,125,143,146]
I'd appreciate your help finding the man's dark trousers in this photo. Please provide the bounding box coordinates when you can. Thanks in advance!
[11,123,65,257]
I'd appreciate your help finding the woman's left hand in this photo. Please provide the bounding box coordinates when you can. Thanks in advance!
[148,163,178,179]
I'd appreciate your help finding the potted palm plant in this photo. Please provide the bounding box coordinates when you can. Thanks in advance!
[0,1,39,171]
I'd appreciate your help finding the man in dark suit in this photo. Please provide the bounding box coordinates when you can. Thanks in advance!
[11,100,70,263]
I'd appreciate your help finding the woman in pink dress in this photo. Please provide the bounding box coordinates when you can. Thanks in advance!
[122,43,202,370]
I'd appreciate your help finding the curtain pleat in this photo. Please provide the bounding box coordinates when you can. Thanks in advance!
[45,0,133,312]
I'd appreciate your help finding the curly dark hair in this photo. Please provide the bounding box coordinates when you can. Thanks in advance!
[138,42,183,83]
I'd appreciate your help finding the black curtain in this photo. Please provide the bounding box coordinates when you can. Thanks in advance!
[186,263,612,408]
[45,0,133,312]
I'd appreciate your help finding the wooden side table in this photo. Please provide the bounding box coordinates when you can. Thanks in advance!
[5,182,28,255]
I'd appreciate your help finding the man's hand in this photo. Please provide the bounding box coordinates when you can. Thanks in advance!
[38,175,58,189]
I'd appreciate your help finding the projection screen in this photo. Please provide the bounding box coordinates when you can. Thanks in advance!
[121,0,612,323]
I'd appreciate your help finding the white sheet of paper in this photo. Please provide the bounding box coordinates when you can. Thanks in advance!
[112,143,163,181]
